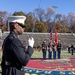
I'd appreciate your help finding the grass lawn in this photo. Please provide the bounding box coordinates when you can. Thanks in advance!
[0,50,74,60]
[31,50,74,58]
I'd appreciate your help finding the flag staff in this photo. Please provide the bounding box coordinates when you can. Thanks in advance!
[50,24,53,46]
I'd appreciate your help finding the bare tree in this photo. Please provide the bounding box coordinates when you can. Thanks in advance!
[45,8,54,22]
[34,8,44,21]
[67,12,74,28]
[55,14,62,25]
[62,15,68,26]
[0,11,9,25]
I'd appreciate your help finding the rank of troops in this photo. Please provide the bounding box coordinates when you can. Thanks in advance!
[42,40,61,60]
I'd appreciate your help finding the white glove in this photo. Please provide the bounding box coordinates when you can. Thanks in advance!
[28,37,34,48]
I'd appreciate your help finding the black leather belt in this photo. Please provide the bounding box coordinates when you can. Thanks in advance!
[5,61,24,70]
[5,61,11,65]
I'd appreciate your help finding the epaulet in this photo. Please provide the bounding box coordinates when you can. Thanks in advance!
[12,34,18,38]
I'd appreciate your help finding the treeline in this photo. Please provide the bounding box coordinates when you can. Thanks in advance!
[0,7,75,33]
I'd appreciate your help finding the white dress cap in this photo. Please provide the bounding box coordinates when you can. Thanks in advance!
[8,16,26,25]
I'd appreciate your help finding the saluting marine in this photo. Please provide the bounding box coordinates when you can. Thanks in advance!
[1,16,34,75]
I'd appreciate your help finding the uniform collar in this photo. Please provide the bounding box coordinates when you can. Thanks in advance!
[10,31,18,37]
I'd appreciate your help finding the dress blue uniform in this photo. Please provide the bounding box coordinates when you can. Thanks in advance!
[48,43,52,59]
[1,16,34,75]
[1,31,34,75]
[52,44,56,59]
[57,42,61,59]
[42,41,47,60]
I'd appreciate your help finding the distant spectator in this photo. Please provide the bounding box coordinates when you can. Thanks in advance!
[68,46,71,53]
[70,44,74,55]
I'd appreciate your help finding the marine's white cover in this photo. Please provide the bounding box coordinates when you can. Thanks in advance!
[8,16,26,24]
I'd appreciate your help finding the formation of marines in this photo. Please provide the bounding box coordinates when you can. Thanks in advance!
[42,40,61,60]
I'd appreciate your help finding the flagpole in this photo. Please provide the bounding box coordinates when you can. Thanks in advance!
[50,24,52,46]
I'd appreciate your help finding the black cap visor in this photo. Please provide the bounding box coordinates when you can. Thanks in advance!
[17,23,26,28]
[10,22,26,28]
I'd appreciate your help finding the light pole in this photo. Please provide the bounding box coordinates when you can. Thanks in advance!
[52,5,58,22]
[32,11,37,32]
[52,6,58,9]
[52,5,58,31]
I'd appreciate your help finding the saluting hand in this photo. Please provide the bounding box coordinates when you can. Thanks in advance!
[28,37,34,48]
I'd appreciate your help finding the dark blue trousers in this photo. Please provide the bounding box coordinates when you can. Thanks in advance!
[58,51,61,59]
[42,51,46,60]
[48,51,52,59]
[53,51,56,59]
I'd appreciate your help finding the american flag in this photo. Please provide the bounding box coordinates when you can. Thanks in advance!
[50,25,52,46]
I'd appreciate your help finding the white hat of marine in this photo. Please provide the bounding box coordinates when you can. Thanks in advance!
[8,16,26,25]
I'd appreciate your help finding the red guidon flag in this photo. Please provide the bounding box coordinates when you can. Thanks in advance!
[55,30,58,46]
